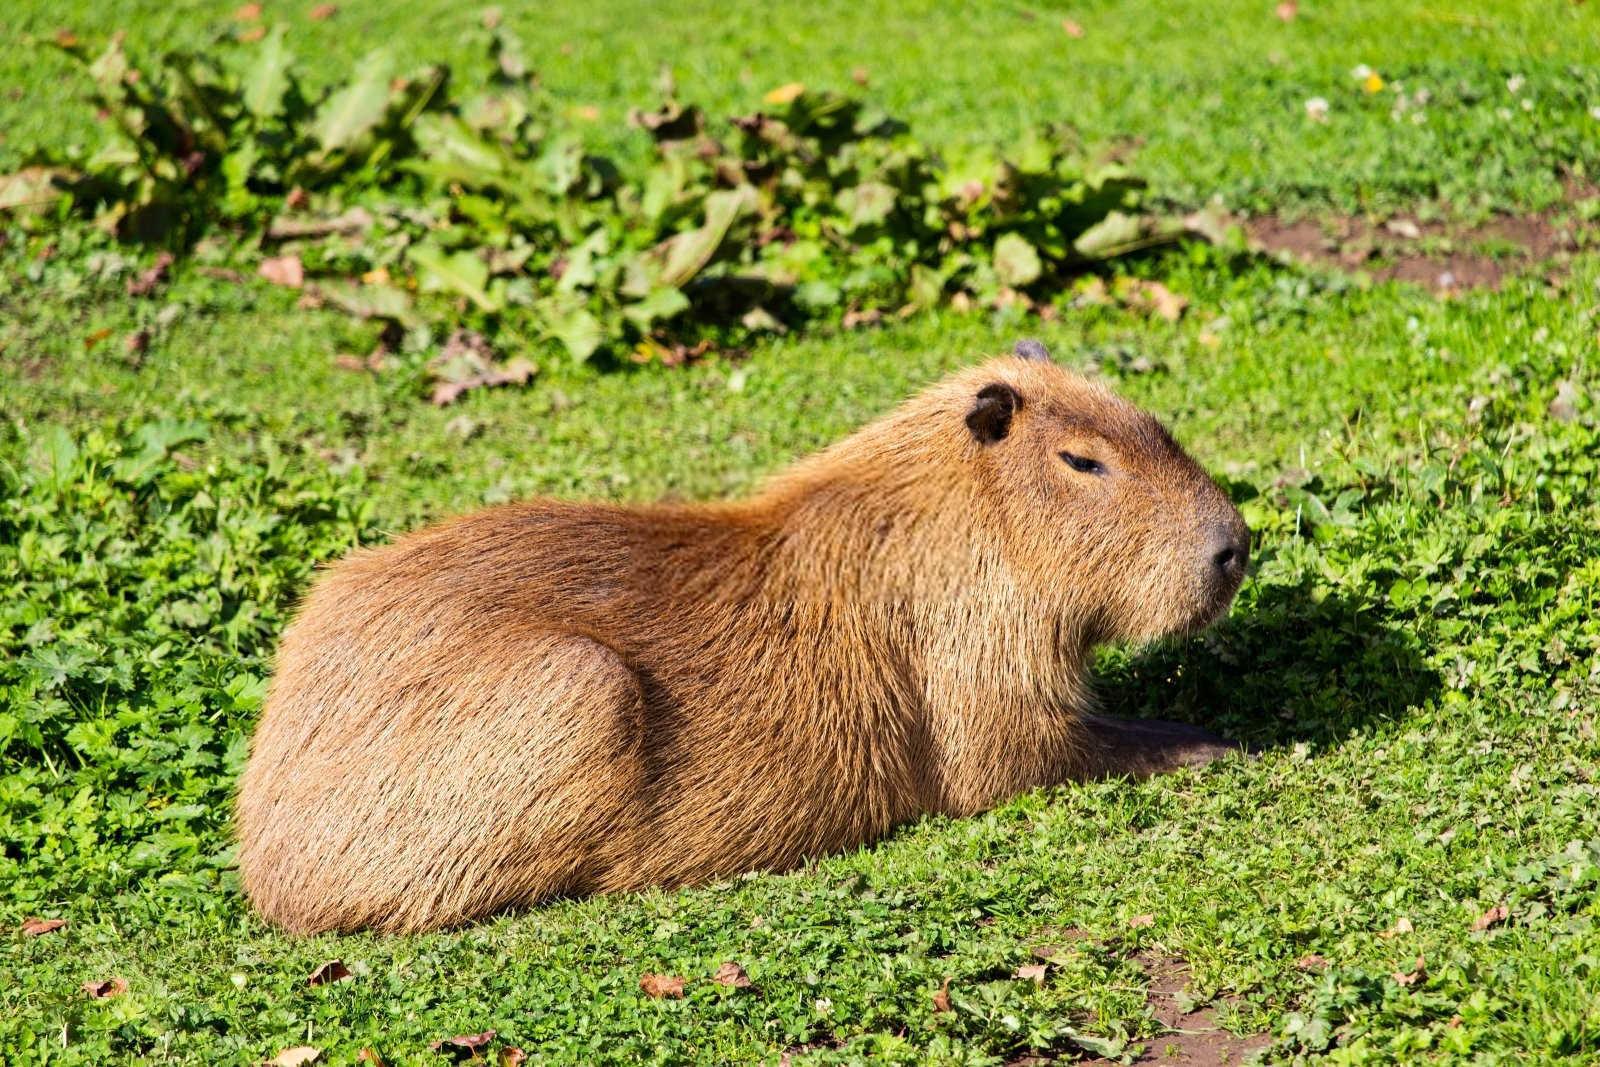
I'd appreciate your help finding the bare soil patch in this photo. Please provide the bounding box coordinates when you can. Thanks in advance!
[1246,210,1578,293]
[1076,951,1270,1066]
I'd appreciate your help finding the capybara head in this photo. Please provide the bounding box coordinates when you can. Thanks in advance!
[957,341,1249,642]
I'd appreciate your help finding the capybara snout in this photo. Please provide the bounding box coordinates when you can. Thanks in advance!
[237,341,1248,934]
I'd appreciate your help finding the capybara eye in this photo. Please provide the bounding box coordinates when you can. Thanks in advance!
[1059,451,1106,475]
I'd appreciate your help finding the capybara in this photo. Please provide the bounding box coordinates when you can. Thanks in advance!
[237,341,1250,933]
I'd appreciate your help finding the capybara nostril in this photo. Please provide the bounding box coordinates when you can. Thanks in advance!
[1208,523,1250,580]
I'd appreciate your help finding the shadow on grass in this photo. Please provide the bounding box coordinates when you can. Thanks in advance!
[1096,577,1440,750]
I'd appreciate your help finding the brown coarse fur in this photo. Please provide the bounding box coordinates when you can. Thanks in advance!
[236,347,1250,934]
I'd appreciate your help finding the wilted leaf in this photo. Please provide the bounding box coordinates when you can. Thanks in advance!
[545,306,603,362]
[1015,963,1048,985]
[841,181,896,229]
[267,1048,321,1067]
[0,167,78,214]
[429,358,535,405]
[429,1031,496,1054]
[17,917,65,937]
[763,82,805,105]
[1381,916,1415,938]
[1295,953,1330,971]
[1137,280,1187,321]
[81,978,128,999]
[1128,913,1155,929]
[1074,211,1186,259]
[125,328,152,356]
[310,49,394,152]
[639,973,687,999]
[622,286,690,330]
[1275,1,1298,20]
[1472,904,1509,931]
[356,1050,386,1067]
[309,3,338,19]
[498,1050,526,1067]
[993,233,1043,287]
[713,962,752,988]
[259,255,305,288]
[652,185,755,289]
[1393,954,1426,987]
[233,2,263,21]
[266,207,374,240]
[1549,380,1581,422]
[126,252,174,296]
[242,24,292,118]
[1061,18,1085,37]
[314,279,420,327]
[931,978,953,1012]
[307,959,352,986]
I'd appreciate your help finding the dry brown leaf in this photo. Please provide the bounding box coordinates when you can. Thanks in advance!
[931,977,953,1012]
[127,251,174,297]
[1128,913,1156,929]
[240,24,267,41]
[55,28,80,47]
[1061,18,1085,37]
[83,327,112,350]
[712,961,752,988]
[1275,0,1298,20]
[1015,963,1048,985]
[851,67,870,86]
[267,1048,322,1067]
[1381,916,1415,938]
[21,917,67,936]
[430,1031,496,1053]
[498,1050,527,1067]
[82,978,128,998]
[1471,904,1509,931]
[125,329,151,356]
[639,973,687,999]
[572,105,600,122]
[234,2,263,21]
[309,3,338,19]
[841,307,883,329]
[1393,954,1426,987]
[1295,953,1330,972]
[259,255,304,288]
[266,207,374,240]
[285,186,309,210]
[763,82,806,105]
[356,1049,386,1066]
[307,959,352,986]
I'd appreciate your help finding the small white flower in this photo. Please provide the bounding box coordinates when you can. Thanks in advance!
[1590,105,1600,120]
[1522,98,1534,111]
[1412,111,1426,125]
[1497,106,1513,120]
[1507,74,1526,94]
[1415,88,1432,105]
[1305,96,1330,122]
[1352,64,1373,80]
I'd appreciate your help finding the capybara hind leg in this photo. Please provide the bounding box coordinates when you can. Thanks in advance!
[239,634,647,934]
[1068,714,1245,781]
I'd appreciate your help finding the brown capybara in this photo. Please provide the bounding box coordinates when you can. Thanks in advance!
[236,341,1250,934]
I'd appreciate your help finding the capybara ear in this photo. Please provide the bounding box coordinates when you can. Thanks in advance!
[1013,338,1052,362]
[966,382,1022,444]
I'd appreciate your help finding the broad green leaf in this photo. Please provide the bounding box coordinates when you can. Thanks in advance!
[409,243,500,312]
[310,49,394,152]
[545,305,604,362]
[242,24,292,120]
[0,167,76,214]
[841,181,896,229]
[655,185,755,289]
[1072,211,1184,260]
[622,286,690,329]
[992,233,1042,287]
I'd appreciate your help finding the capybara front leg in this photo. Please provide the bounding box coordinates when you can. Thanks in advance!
[1070,714,1245,781]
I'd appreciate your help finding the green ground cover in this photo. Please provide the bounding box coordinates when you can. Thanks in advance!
[3,1,1600,1063]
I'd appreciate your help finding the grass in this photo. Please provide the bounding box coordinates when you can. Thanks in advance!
[3,1,1600,1064]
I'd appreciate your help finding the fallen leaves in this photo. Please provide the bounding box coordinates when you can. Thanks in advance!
[639,973,686,999]
[126,251,174,296]
[429,1031,496,1054]
[1381,916,1415,938]
[712,961,752,988]
[20,917,67,936]
[1472,904,1509,931]
[267,1048,322,1067]
[1015,963,1048,985]
[762,82,806,106]
[259,254,305,288]
[309,3,338,19]
[428,329,536,405]
[1275,0,1298,20]
[498,1049,527,1067]
[234,2,263,21]
[82,977,129,998]
[1061,18,1085,37]
[1295,953,1330,972]
[1392,954,1427,987]
[931,977,953,1012]
[307,959,353,986]
[1128,913,1156,929]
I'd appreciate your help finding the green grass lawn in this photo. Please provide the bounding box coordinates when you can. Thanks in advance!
[4,1,1600,1064]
